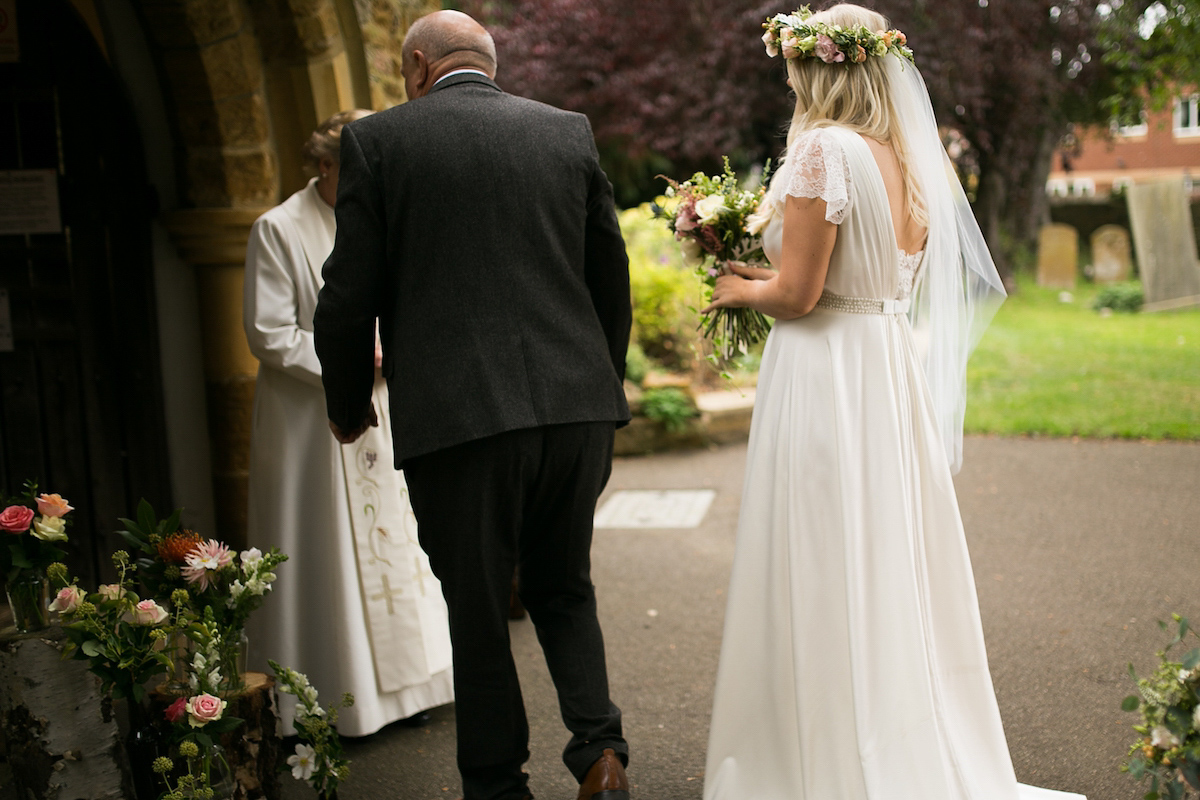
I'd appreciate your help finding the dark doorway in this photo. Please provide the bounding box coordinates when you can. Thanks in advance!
[0,0,171,586]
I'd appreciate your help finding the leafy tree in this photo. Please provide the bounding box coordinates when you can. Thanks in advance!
[1098,0,1200,124]
[871,0,1117,278]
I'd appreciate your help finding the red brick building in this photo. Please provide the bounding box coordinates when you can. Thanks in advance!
[1047,98,1200,197]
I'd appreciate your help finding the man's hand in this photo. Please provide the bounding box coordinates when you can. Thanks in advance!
[329,404,379,444]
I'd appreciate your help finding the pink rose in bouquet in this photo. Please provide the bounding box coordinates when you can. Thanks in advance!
[49,586,85,613]
[186,693,228,727]
[35,493,73,518]
[126,599,169,625]
[0,505,34,533]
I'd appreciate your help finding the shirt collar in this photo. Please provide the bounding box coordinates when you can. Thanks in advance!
[434,68,490,86]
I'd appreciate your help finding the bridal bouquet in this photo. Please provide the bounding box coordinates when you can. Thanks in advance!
[657,159,773,361]
[1121,615,1200,799]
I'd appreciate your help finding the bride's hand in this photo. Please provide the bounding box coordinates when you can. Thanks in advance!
[702,273,749,313]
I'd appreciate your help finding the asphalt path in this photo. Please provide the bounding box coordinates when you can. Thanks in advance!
[310,435,1200,800]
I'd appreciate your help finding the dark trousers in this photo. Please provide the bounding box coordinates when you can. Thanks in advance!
[403,422,627,800]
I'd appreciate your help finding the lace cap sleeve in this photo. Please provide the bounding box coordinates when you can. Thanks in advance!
[774,128,852,224]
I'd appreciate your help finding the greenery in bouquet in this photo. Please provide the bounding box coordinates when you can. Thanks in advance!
[49,553,175,704]
[1122,615,1200,800]
[271,660,353,798]
[656,158,773,362]
[116,499,287,693]
[0,480,72,582]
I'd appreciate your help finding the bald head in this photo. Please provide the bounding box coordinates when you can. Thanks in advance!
[402,10,497,96]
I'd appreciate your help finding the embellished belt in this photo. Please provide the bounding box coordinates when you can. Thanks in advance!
[815,290,910,315]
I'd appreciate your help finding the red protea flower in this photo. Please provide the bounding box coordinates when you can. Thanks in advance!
[157,529,203,564]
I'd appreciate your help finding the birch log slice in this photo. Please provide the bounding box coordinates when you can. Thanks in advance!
[0,626,125,800]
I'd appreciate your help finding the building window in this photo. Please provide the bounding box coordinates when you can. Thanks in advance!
[1175,95,1200,138]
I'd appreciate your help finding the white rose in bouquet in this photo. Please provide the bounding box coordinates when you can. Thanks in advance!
[694,194,727,225]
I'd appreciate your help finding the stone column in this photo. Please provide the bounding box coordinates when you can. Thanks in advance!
[163,209,267,549]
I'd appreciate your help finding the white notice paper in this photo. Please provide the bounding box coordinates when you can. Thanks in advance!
[0,170,62,235]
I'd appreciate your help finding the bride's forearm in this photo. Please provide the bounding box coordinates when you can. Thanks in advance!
[742,275,821,320]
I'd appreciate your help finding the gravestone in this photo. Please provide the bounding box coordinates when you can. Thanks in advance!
[1036,223,1078,289]
[1090,225,1132,283]
[1127,179,1200,306]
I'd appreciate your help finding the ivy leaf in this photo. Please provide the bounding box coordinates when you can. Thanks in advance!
[81,640,102,657]
[1122,695,1140,712]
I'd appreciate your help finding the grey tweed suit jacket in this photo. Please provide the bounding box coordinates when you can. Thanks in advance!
[313,72,632,465]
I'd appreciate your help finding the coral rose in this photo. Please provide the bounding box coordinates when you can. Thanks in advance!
[0,505,34,533]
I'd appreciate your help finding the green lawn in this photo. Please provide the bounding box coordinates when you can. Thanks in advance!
[965,276,1200,439]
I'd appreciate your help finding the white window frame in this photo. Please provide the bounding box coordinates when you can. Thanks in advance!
[1174,94,1200,138]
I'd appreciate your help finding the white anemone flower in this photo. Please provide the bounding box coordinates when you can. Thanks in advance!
[287,743,317,781]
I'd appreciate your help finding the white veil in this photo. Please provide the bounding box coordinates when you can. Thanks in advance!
[886,54,1006,473]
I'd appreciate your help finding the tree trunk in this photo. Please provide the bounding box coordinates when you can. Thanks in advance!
[0,627,126,800]
[973,163,1011,284]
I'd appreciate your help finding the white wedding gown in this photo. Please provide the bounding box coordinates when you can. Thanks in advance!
[703,127,1084,800]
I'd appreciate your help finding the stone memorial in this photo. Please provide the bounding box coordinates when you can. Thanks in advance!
[1090,224,1132,283]
[1036,223,1078,289]
[1127,179,1200,307]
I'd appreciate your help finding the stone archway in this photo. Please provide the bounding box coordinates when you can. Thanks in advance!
[133,0,436,545]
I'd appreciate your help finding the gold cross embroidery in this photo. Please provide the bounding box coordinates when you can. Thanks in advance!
[370,573,404,615]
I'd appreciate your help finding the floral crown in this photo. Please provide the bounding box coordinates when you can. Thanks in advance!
[762,6,914,65]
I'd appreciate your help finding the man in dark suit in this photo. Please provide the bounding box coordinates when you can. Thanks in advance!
[313,10,632,800]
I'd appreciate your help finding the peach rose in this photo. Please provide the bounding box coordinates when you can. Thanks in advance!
[35,493,73,518]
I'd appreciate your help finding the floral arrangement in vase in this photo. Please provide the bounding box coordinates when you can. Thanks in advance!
[1122,614,1200,800]
[656,158,774,362]
[1,480,73,632]
[116,499,286,694]
[271,660,354,799]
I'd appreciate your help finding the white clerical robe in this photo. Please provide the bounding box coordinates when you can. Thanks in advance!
[243,179,454,736]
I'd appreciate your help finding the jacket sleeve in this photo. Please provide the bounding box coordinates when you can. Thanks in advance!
[313,123,386,433]
[242,214,324,389]
[581,119,632,383]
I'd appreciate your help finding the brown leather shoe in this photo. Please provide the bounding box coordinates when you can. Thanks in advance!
[576,748,629,800]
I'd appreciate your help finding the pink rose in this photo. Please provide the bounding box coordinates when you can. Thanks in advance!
[126,599,168,626]
[164,696,188,724]
[815,34,844,64]
[98,584,125,601]
[35,493,73,518]
[781,34,801,59]
[49,586,84,614]
[0,505,34,533]
[185,693,227,728]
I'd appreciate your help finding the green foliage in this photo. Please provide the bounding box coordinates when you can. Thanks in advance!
[271,661,353,797]
[625,342,650,386]
[1099,1,1200,129]
[641,388,699,433]
[1094,282,1145,313]
[620,204,701,371]
[1120,615,1200,799]
[966,276,1200,439]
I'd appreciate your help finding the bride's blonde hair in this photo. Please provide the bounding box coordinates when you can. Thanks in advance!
[785,3,927,227]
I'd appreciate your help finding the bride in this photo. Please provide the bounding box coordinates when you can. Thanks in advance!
[700,5,1085,799]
